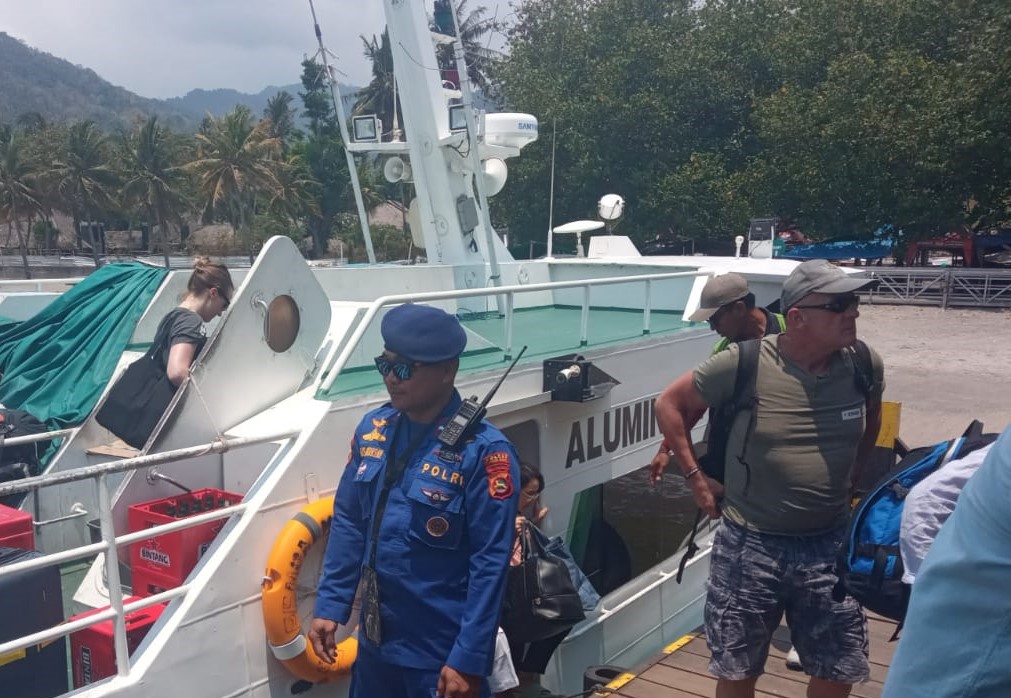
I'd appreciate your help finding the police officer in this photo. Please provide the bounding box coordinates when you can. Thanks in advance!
[310,303,520,698]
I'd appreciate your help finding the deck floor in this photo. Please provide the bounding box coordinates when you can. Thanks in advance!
[597,614,897,698]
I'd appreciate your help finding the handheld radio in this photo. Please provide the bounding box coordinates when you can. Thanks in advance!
[438,346,528,448]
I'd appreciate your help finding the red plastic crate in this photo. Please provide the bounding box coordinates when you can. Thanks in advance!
[131,567,179,598]
[0,503,33,550]
[127,488,241,589]
[68,597,166,687]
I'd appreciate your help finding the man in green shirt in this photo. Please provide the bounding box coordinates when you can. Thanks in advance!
[656,260,884,698]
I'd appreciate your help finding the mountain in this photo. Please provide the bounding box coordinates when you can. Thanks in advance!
[165,85,304,121]
[0,32,362,132]
[165,83,361,127]
[0,32,200,131]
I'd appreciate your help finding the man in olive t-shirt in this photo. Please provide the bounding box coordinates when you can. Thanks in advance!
[655,260,883,698]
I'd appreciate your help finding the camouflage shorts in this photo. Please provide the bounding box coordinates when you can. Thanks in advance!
[705,519,869,683]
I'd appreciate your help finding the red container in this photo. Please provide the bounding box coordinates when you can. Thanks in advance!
[0,503,33,550]
[127,487,241,591]
[69,597,166,687]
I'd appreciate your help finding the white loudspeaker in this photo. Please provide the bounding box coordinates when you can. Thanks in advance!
[407,198,426,249]
[383,156,413,183]
[481,158,508,197]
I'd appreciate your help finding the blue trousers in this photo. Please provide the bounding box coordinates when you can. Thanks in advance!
[350,641,491,698]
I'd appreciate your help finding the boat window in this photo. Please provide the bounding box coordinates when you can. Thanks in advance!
[569,464,697,597]
[265,295,300,352]
[501,420,539,462]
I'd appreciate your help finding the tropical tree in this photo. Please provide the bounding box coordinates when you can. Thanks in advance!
[265,153,319,227]
[263,91,299,156]
[0,125,44,278]
[352,30,400,137]
[298,59,351,257]
[432,0,503,93]
[119,116,192,267]
[48,120,119,267]
[186,105,281,261]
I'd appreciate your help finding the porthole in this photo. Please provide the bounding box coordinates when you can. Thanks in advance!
[265,295,300,353]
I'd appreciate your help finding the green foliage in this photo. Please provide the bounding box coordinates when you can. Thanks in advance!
[493,0,1011,246]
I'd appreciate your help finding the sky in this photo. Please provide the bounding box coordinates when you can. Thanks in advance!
[0,0,392,98]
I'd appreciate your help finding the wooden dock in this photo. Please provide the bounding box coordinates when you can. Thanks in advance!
[594,614,897,697]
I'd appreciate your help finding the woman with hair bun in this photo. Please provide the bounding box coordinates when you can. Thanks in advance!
[162,256,233,386]
[97,257,234,449]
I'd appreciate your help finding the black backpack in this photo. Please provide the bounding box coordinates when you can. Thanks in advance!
[0,408,50,507]
[676,339,875,582]
[699,338,874,484]
[833,420,996,628]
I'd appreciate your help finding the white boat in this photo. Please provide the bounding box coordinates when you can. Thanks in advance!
[0,2,820,697]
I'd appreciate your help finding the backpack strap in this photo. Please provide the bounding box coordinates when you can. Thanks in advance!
[678,340,761,584]
[848,339,875,398]
[732,338,762,496]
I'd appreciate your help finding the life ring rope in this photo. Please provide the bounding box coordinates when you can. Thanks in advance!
[261,496,357,682]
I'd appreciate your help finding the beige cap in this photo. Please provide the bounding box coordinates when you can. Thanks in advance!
[780,259,879,310]
[688,273,750,322]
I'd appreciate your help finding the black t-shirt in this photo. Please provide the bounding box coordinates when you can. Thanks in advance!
[154,307,206,369]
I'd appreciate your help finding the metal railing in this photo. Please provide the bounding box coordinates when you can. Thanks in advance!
[0,430,298,681]
[867,268,1011,309]
[319,269,710,391]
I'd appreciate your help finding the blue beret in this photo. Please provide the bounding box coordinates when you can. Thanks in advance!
[381,304,467,363]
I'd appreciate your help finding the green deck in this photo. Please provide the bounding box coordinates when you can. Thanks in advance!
[316,305,696,400]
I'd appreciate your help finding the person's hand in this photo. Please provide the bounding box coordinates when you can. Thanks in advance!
[437,665,480,698]
[529,498,549,525]
[648,449,670,486]
[308,617,338,663]
[702,474,724,500]
[689,475,721,519]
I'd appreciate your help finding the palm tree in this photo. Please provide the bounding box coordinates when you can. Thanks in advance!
[48,121,119,267]
[432,0,503,92]
[263,92,298,156]
[0,125,44,278]
[119,116,192,267]
[353,30,401,138]
[265,153,319,227]
[186,105,281,261]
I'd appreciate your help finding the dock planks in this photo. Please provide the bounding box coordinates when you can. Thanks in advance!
[595,614,897,698]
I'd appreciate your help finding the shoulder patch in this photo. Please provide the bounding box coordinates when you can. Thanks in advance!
[484,451,514,500]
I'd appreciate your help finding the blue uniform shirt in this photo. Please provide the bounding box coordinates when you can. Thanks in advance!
[314,391,520,676]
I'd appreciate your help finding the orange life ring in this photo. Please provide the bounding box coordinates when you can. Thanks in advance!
[261,496,357,682]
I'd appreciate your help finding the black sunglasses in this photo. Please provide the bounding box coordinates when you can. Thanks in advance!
[794,294,860,314]
[374,355,422,380]
[216,287,231,309]
[707,302,737,329]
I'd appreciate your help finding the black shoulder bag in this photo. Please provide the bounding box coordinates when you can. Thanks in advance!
[501,519,586,643]
[95,315,177,449]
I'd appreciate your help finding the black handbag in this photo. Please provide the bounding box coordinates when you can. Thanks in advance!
[501,520,586,643]
[95,316,177,449]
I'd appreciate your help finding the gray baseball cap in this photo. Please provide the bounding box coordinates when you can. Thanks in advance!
[688,273,750,322]
[780,259,879,310]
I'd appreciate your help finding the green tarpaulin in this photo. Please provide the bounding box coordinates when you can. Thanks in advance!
[0,263,168,431]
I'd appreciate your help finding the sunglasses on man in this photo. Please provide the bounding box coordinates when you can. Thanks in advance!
[374,355,423,380]
[793,294,860,314]
[707,302,737,329]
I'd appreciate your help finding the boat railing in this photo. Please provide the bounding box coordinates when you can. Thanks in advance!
[320,269,708,391]
[0,277,82,291]
[0,429,298,680]
[2,428,78,446]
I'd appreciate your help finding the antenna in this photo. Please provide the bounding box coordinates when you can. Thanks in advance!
[306,0,377,263]
[478,345,527,412]
[546,118,557,258]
